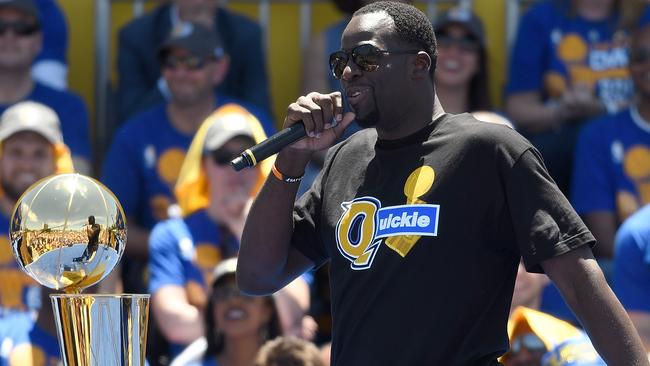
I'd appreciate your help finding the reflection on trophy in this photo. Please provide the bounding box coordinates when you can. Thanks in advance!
[9,173,149,365]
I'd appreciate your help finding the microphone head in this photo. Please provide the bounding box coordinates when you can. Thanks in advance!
[230,155,249,171]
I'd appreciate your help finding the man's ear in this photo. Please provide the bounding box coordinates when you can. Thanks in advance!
[211,55,231,85]
[412,51,431,80]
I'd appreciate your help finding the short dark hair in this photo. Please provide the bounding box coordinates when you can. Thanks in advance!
[88,215,95,224]
[354,1,437,75]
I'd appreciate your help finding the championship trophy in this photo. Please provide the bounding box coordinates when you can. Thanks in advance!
[9,173,149,365]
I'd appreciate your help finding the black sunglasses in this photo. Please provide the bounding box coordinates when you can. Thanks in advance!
[435,33,480,53]
[162,54,212,71]
[329,44,421,79]
[0,20,39,37]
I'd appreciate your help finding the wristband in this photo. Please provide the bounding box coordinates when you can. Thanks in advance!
[271,164,303,184]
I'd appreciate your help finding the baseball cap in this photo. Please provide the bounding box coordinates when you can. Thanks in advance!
[203,112,256,152]
[0,101,63,145]
[433,6,485,47]
[0,0,40,23]
[158,22,225,60]
[212,257,238,286]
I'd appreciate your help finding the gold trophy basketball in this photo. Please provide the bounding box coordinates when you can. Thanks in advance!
[9,173,149,366]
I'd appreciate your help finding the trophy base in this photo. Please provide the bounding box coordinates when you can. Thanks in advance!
[51,294,150,366]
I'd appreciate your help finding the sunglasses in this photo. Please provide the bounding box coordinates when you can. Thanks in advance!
[212,285,255,303]
[329,44,421,79]
[0,20,39,37]
[162,54,212,71]
[509,333,547,356]
[435,33,480,53]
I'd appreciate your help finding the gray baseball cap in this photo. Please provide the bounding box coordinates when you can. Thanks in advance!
[159,22,225,60]
[0,101,63,144]
[203,113,256,152]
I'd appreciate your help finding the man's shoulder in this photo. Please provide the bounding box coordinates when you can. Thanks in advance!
[442,113,530,148]
[31,83,85,109]
[578,110,628,142]
[150,217,189,250]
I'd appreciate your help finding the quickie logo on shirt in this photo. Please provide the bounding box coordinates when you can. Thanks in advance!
[336,166,439,270]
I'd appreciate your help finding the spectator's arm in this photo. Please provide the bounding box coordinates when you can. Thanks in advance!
[505,91,559,133]
[629,312,650,351]
[152,285,204,344]
[583,212,617,258]
[542,245,648,365]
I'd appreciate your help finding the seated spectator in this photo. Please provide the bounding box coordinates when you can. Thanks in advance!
[169,258,282,366]
[433,6,492,114]
[149,103,270,356]
[501,262,605,365]
[613,204,650,352]
[0,0,90,173]
[102,23,262,295]
[117,0,272,125]
[0,285,60,365]
[505,0,650,194]
[571,23,650,259]
[32,0,68,90]
[254,336,324,366]
[0,101,73,318]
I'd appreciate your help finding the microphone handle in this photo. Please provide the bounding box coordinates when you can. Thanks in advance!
[231,122,306,171]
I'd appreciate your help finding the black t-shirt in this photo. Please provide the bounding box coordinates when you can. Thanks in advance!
[291,114,594,366]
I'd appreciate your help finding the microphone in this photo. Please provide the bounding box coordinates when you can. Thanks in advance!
[231,122,306,171]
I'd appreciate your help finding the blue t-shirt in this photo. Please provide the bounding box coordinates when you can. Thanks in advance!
[0,83,90,160]
[0,212,39,316]
[149,210,239,295]
[102,98,261,230]
[149,210,238,356]
[571,107,650,219]
[613,204,650,312]
[0,312,60,366]
[101,104,194,230]
[507,0,650,113]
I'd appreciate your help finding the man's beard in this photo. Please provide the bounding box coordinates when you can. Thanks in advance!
[2,180,28,203]
[355,108,380,128]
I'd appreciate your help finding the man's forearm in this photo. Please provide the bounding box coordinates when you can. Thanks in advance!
[237,151,310,294]
[545,251,648,365]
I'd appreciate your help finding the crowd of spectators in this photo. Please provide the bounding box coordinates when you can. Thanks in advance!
[0,0,648,365]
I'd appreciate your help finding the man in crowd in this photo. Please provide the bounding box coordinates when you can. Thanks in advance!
[0,0,90,173]
[0,101,73,317]
[116,0,272,124]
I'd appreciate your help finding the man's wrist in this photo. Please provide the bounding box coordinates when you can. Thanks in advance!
[275,149,311,177]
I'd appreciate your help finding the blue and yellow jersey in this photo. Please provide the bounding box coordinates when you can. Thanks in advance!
[0,312,60,366]
[571,107,650,221]
[507,0,650,113]
[102,98,270,230]
[0,213,39,316]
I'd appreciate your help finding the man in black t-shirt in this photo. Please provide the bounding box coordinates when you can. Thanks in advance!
[237,2,648,365]
[73,215,100,262]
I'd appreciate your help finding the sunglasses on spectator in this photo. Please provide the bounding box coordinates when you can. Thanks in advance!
[0,20,39,36]
[435,33,480,53]
[209,142,255,166]
[162,54,213,71]
[509,333,547,356]
[212,285,255,303]
[329,43,421,79]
